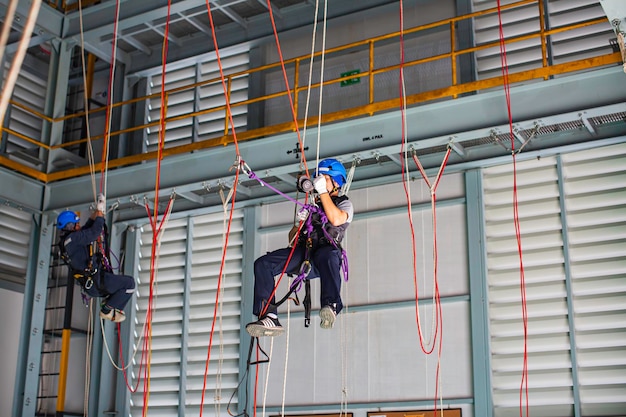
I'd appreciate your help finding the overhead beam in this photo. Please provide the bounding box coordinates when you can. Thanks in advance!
[209,1,247,29]
[0,0,63,38]
[256,0,282,20]
[145,22,183,47]
[179,12,214,37]
[5,33,54,55]
[119,34,152,56]
[42,66,626,214]
[63,0,209,61]
[125,0,408,74]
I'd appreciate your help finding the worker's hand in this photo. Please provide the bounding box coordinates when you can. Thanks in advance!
[313,175,328,194]
[296,207,309,222]
[96,193,106,212]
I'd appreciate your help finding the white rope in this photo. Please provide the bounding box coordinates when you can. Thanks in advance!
[280,277,293,417]
[101,0,122,197]
[299,0,320,167]
[339,259,350,416]
[84,298,94,416]
[0,0,42,125]
[214,188,234,415]
[101,196,174,370]
[314,0,329,175]
[78,0,98,203]
[261,338,274,417]
[0,0,19,68]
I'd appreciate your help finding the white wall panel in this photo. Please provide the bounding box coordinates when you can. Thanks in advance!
[255,168,470,408]
[0,205,33,285]
[473,0,614,80]
[3,63,46,160]
[483,143,626,416]
[147,50,249,151]
[131,209,244,417]
[561,143,626,413]
[254,303,472,405]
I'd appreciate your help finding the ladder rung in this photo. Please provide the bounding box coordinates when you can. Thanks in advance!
[36,395,58,399]
[39,372,60,377]
[42,350,62,354]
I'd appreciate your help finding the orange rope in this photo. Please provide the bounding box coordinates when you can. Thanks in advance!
[264,0,310,176]
[495,2,529,416]
[140,1,173,415]
[398,0,446,412]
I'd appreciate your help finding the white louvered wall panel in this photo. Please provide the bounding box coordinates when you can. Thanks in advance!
[197,53,249,140]
[185,210,243,417]
[484,156,574,416]
[3,65,47,167]
[0,205,33,285]
[130,209,244,417]
[473,0,613,81]
[131,217,189,417]
[146,50,249,151]
[483,143,626,416]
[560,143,626,416]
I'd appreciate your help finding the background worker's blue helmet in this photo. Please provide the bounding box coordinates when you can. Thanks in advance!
[56,210,80,231]
[318,158,347,186]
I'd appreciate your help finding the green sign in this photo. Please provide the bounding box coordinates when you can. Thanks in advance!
[340,69,361,87]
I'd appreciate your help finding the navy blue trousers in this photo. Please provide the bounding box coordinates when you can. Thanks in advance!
[253,245,343,317]
[84,271,135,310]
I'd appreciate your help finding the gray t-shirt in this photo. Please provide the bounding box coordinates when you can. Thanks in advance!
[337,198,354,223]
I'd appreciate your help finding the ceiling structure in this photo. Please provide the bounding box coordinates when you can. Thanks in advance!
[3,0,403,75]
[1,0,625,222]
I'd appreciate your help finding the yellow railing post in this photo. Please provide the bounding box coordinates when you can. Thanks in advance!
[538,0,549,80]
[369,40,375,115]
[224,77,233,136]
[450,20,458,98]
[56,329,72,413]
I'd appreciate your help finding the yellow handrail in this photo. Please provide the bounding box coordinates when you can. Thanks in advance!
[0,0,618,183]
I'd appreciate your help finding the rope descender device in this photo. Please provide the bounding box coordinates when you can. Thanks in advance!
[231,156,251,177]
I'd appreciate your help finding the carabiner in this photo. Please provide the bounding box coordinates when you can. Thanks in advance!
[299,260,312,278]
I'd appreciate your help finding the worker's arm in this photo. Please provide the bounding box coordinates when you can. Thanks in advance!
[317,193,349,226]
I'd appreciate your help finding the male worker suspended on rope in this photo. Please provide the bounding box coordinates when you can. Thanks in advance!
[246,158,354,337]
[56,194,135,323]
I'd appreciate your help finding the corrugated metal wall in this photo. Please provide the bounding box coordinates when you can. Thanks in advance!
[483,142,626,416]
[130,209,244,417]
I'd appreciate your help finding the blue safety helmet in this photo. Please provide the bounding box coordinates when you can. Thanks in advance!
[318,158,347,186]
[56,210,80,231]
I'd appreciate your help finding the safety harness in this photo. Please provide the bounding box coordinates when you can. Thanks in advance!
[58,222,113,303]
[272,195,350,327]
[59,234,102,291]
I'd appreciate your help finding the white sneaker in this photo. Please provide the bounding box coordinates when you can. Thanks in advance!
[100,308,126,323]
[319,305,336,329]
[246,315,284,337]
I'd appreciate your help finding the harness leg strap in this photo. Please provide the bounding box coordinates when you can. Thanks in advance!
[304,280,311,327]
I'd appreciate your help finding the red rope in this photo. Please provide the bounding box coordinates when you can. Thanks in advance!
[398,0,444,356]
[196,1,252,415]
[264,0,310,176]
[199,170,240,417]
[495,2,529,416]
[135,3,174,413]
[100,0,155,405]
[398,1,447,412]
